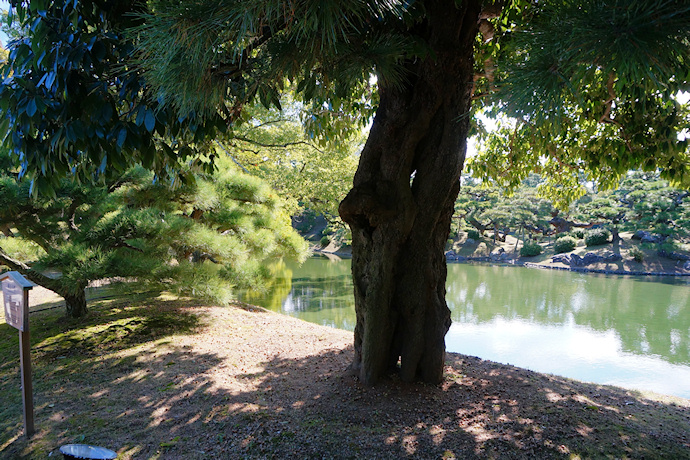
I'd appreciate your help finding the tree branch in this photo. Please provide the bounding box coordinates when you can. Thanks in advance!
[233,136,326,155]
[597,73,634,154]
[111,241,144,253]
[0,248,64,293]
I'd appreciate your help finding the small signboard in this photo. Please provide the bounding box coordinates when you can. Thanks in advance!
[1,272,34,331]
[3,277,25,330]
[0,271,36,437]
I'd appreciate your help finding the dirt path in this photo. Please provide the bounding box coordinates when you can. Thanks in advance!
[2,296,689,459]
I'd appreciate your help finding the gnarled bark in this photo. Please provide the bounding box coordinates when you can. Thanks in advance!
[339,0,481,385]
[63,291,88,318]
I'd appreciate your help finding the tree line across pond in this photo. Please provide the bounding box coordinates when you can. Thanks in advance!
[453,172,690,251]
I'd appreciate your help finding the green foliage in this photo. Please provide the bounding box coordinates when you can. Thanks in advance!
[293,209,318,233]
[456,181,556,239]
[471,1,690,202]
[133,0,405,128]
[585,229,611,247]
[466,230,481,241]
[0,236,44,261]
[0,0,225,195]
[554,236,577,254]
[629,246,645,263]
[218,100,360,217]
[660,240,679,254]
[520,241,543,257]
[570,229,585,240]
[0,150,308,314]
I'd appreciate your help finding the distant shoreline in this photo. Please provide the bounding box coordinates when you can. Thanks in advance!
[313,247,690,277]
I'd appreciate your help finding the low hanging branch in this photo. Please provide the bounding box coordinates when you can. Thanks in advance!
[598,72,634,154]
[0,248,64,293]
[232,136,326,155]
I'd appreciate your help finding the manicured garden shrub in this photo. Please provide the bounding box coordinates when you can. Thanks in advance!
[570,229,585,239]
[629,246,645,262]
[554,236,577,254]
[466,229,481,240]
[585,228,611,247]
[520,241,543,257]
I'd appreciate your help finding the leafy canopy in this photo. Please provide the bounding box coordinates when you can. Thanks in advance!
[470,0,690,203]
[0,0,227,194]
[1,0,688,208]
[216,99,361,217]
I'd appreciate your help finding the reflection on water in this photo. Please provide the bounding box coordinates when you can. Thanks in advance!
[243,257,690,398]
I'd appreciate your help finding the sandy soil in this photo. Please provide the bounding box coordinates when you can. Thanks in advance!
[2,296,689,459]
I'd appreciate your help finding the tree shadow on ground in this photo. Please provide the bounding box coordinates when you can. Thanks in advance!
[1,301,689,459]
[200,351,690,459]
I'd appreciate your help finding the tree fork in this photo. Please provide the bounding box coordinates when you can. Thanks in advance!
[340,0,481,385]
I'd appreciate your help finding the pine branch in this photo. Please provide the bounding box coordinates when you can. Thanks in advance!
[111,241,144,253]
[233,136,326,155]
[66,197,83,233]
[0,248,64,293]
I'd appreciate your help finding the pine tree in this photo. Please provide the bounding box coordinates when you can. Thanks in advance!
[2,0,689,384]
[0,152,307,318]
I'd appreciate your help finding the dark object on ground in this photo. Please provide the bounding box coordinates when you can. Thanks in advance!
[632,230,666,244]
[658,250,690,261]
[564,252,622,267]
[59,444,117,460]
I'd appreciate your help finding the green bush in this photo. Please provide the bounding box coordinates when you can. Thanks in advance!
[660,240,678,253]
[320,235,330,247]
[629,246,645,262]
[585,228,610,247]
[520,241,543,257]
[554,236,577,254]
[570,229,585,239]
[466,229,481,240]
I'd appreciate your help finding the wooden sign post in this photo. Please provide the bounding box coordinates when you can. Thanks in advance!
[1,271,36,438]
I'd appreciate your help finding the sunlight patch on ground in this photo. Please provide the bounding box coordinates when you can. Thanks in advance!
[0,432,21,453]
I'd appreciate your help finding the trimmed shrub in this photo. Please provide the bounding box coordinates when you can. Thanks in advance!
[629,246,645,263]
[554,236,577,254]
[520,241,543,257]
[466,229,481,240]
[570,229,585,239]
[585,228,611,247]
[660,240,679,253]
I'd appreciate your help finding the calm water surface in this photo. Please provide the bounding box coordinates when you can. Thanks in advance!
[244,257,690,399]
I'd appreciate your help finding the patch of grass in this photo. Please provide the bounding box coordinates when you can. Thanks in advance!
[31,305,200,361]
[0,292,206,459]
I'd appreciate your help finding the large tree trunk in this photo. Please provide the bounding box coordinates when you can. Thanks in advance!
[339,0,481,385]
[63,291,88,318]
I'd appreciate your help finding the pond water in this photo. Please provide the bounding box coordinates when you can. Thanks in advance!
[243,257,690,399]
